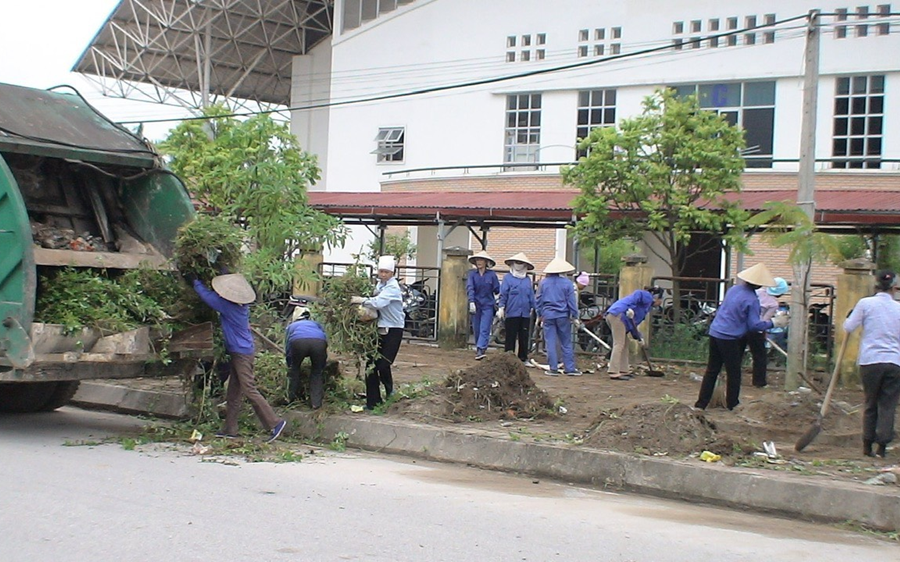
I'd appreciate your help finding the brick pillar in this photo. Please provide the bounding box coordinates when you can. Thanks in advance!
[438,246,472,349]
[835,259,875,385]
[618,254,655,359]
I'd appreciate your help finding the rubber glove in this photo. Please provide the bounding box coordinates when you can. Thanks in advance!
[469,302,476,314]
[350,296,366,305]
[496,307,504,320]
[626,308,635,319]
[636,338,646,348]
[772,314,789,329]
[572,318,583,329]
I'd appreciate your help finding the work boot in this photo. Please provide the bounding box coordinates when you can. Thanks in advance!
[863,440,875,457]
[876,443,887,458]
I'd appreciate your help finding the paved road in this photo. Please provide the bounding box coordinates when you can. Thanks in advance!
[1,407,896,561]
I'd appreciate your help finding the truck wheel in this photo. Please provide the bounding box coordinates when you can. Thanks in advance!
[0,382,57,413]
[39,381,81,411]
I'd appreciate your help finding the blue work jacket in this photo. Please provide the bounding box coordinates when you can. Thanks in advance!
[537,274,578,320]
[499,275,536,318]
[467,269,500,309]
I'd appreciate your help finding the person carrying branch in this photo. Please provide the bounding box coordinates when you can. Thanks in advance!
[605,286,664,380]
[351,255,404,410]
[843,269,900,459]
[192,274,287,442]
[497,252,537,365]
[694,263,789,411]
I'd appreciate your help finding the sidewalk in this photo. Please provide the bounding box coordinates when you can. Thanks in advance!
[73,380,900,531]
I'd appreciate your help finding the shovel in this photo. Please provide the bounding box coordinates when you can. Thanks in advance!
[577,323,611,351]
[639,345,665,377]
[794,335,849,452]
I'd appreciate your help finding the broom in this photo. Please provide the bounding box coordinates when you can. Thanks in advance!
[794,335,849,452]
[709,376,727,408]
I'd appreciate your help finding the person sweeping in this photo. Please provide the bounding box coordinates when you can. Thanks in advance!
[694,263,789,411]
[605,287,664,380]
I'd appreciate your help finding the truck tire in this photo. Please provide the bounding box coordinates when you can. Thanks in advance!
[39,381,81,412]
[0,382,57,413]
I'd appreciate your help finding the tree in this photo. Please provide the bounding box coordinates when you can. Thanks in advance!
[159,105,347,297]
[564,89,748,279]
[364,231,417,264]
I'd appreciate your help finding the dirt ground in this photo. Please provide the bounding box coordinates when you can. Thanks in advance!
[369,341,900,486]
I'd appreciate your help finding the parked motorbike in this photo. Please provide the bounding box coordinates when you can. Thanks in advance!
[402,279,436,338]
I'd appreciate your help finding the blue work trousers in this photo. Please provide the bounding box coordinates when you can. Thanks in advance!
[543,317,576,373]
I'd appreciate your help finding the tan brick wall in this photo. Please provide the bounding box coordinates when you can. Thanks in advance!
[485,228,558,272]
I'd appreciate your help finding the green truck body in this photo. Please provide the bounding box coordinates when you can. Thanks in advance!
[0,82,197,412]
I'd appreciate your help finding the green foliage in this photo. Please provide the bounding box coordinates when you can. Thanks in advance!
[314,265,379,370]
[565,88,748,276]
[581,238,639,274]
[834,235,868,262]
[174,214,244,283]
[747,201,843,267]
[875,235,900,272]
[35,268,177,335]
[159,104,348,297]
[651,323,709,361]
[365,231,417,263]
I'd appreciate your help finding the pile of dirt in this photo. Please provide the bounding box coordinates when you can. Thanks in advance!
[582,402,748,457]
[734,391,860,436]
[442,353,556,420]
[390,353,557,422]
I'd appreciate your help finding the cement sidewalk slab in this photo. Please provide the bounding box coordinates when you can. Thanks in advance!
[72,381,191,419]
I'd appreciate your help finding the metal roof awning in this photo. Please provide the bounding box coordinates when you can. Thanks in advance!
[72,0,333,107]
[308,190,581,228]
[308,188,900,231]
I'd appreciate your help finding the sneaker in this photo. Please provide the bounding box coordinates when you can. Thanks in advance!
[545,369,560,376]
[266,419,287,443]
[524,359,538,368]
[215,431,238,439]
[475,349,486,360]
[564,370,583,376]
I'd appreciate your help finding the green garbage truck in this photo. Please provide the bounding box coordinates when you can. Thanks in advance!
[0,82,202,412]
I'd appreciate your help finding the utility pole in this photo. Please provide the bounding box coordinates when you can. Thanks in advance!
[787,9,820,390]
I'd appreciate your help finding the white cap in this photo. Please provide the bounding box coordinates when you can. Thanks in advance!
[377,255,396,272]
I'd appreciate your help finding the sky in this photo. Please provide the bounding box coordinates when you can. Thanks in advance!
[0,0,191,141]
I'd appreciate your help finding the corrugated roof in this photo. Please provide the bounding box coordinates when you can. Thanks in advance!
[308,188,900,229]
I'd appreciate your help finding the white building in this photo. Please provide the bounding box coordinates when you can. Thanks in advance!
[289,0,899,279]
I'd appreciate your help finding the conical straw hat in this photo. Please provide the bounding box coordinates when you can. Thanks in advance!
[504,252,534,270]
[211,274,256,304]
[543,257,575,274]
[737,263,776,287]
[468,250,496,268]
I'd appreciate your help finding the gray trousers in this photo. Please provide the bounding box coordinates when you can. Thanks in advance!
[860,362,900,445]
[224,353,280,435]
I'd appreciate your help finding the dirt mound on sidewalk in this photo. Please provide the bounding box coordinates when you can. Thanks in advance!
[582,402,748,457]
[441,352,556,421]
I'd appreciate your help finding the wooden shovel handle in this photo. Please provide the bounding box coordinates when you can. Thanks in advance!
[820,335,849,417]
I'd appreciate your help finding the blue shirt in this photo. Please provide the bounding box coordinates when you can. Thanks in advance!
[467,269,500,308]
[708,283,773,340]
[364,277,405,329]
[499,274,536,318]
[843,291,900,367]
[537,274,578,320]
[193,280,255,354]
[286,319,327,343]
[608,290,654,326]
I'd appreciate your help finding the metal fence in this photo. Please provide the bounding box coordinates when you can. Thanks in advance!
[649,276,731,361]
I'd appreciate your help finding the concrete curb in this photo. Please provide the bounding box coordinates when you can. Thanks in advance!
[71,384,899,530]
[287,411,900,531]
[72,382,192,419]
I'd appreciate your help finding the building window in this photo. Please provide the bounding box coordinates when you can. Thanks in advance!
[578,45,589,57]
[857,5,870,37]
[610,43,621,54]
[504,94,542,168]
[709,18,720,31]
[536,33,546,44]
[673,21,684,34]
[877,4,891,35]
[674,81,776,168]
[727,17,739,46]
[744,16,757,45]
[611,27,622,39]
[596,28,606,40]
[764,14,776,43]
[535,49,545,60]
[832,75,884,169]
[691,20,702,33]
[508,31,546,62]
[576,89,617,159]
[372,127,405,163]
[579,29,589,41]
[342,0,410,33]
[594,44,605,56]
[507,36,516,48]
[835,8,849,38]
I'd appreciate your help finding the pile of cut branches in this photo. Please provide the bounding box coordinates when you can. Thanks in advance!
[173,214,244,283]
[313,265,379,374]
